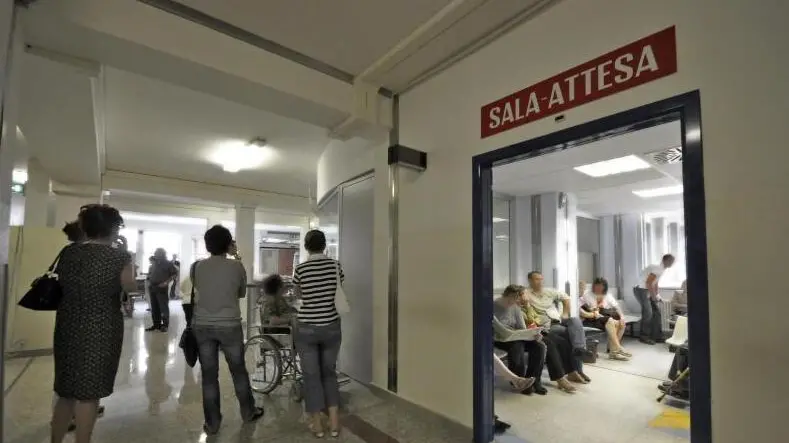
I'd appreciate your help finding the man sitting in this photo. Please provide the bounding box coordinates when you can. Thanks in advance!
[524,272,591,382]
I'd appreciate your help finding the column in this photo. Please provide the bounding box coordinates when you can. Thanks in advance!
[235,206,255,331]
[509,196,532,284]
[23,159,51,227]
[538,192,579,313]
[53,194,98,228]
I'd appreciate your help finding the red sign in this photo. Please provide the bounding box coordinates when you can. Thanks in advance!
[481,26,677,138]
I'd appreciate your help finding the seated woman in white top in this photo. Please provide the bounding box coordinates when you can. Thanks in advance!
[580,277,631,361]
[671,280,688,314]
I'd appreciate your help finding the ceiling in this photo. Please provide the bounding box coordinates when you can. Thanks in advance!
[103,67,331,197]
[17,51,99,185]
[493,122,684,216]
[171,0,557,91]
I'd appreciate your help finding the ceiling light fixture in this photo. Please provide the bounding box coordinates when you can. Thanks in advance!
[574,155,651,178]
[493,217,509,223]
[633,185,684,198]
[210,138,274,173]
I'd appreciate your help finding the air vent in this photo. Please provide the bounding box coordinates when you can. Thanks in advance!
[648,147,683,165]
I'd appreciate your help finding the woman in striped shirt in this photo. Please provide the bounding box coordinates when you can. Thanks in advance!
[293,229,344,438]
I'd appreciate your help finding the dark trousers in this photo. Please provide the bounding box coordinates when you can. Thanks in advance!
[182,303,193,328]
[543,333,581,380]
[150,286,170,327]
[669,344,689,388]
[634,287,663,340]
[493,340,546,381]
[193,324,257,432]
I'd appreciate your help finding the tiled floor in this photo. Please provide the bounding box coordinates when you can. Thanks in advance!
[495,339,690,443]
[3,303,470,443]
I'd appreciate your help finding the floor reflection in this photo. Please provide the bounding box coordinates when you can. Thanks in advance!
[3,301,469,443]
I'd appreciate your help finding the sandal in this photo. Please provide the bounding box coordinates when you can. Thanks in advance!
[308,422,325,438]
[330,428,341,438]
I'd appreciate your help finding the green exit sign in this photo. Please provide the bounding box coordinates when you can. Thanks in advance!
[11,182,24,195]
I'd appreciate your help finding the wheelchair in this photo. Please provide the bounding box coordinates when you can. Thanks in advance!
[244,300,305,401]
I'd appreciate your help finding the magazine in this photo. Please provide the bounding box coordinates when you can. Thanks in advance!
[493,318,542,342]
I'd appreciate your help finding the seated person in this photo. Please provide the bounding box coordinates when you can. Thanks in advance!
[524,271,591,382]
[493,285,548,395]
[672,280,688,315]
[659,340,690,400]
[580,277,631,361]
[519,295,582,393]
[259,274,296,334]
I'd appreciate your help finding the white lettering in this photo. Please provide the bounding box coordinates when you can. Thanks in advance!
[580,67,596,96]
[614,53,634,83]
[548,82,565,108]
[515,98,525,120]
[597,60,613,91]
[636,45,659,77]
[526,92,540,116]
[488,107,501,129]
[564,73,579,101]
[502,102,514,125]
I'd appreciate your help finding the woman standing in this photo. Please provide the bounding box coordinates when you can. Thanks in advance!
[293,230,344,438]
[51,205,136,443]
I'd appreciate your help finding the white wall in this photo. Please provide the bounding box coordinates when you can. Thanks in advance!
[388,0,789,438]
[509,196,531,284]
[316,138,379,201]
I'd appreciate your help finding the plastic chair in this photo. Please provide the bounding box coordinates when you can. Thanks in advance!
[666,315,688,348]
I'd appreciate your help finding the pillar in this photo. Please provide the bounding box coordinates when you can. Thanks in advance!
[509,196,532,285]
[538,192,579,313]
[23,159,51,227]
[235,206,255,330]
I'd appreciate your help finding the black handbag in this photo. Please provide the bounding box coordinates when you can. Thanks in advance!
[179,261,200,367]
[18,247,67,311]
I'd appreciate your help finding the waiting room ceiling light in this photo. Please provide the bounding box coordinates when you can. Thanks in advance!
[210,138,274,173]
[574,155,651,178]
[633,185,684,198]
[493,217,508,223]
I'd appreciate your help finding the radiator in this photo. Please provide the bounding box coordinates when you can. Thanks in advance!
[658,299,673,331]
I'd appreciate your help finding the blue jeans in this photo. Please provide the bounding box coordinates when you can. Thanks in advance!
[296,321,342,413]
[193,324,256,431]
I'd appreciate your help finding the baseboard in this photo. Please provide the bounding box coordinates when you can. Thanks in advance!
[5,348,53,359]
[362,381,473,437]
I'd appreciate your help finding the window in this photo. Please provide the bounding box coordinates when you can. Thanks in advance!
[642,213,686,288]
[119,228,138,254]
[492,197,511,291]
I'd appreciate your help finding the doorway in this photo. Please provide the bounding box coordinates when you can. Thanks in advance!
[471,92,709,443]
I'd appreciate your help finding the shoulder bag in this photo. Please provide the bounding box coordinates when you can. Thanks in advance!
[179,261,200,367]
[18,247,67,311]
[334,261,350,315]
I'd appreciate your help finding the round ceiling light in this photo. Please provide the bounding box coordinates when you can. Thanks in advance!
[209,139,275,173]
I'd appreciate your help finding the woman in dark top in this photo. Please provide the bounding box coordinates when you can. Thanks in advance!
[51,205,136,443]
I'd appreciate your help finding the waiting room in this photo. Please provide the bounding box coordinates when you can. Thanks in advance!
[489,122,692,442]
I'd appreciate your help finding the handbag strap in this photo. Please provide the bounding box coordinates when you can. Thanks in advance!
[47,245,69,274]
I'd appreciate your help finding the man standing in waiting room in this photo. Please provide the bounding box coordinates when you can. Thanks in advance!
[146,248,178,332]
[634,253,675,345]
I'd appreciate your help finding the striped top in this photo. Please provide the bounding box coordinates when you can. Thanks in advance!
[293,254,344,325]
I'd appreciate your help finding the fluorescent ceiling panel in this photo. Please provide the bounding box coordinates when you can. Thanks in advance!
[493,217,508,223]
[633,185,684,198]
[574,155,651,178]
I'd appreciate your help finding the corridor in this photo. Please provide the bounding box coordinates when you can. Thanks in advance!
[3,304,470,443]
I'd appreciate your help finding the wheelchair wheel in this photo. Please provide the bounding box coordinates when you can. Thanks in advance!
[244,335,283,394]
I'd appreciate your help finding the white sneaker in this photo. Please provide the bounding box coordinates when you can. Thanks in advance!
[609,351,630,361]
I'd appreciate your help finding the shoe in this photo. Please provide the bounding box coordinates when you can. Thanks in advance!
[567,372,588,384]
[145,326,160,332]
[619,348,633,357]
[493,418,511,435]
[609,351,630,361]
[159,325,168,333]
[203,424,219,436]
[557,378,577,393]
[580,372,592,383]
[244,407,264,423]
[510,377,536,391]
[533,384,548,395]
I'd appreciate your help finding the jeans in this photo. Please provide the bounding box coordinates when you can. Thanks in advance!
[493,340,546,381]
[634,287,663,340]
[296,321,343,414]
[193,324,257,431]
[150,286,170,327]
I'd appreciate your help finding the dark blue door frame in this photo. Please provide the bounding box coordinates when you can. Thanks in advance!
[471,91,710,443]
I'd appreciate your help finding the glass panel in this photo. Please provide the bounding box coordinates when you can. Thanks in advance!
[492,198,511,292]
